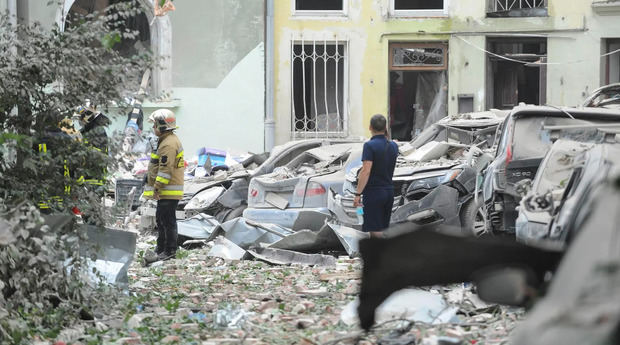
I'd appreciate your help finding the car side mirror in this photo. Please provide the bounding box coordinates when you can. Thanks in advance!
[515,179,532,197]
[474,268,531,306]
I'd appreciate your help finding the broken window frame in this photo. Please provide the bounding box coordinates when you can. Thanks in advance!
[486,0,548,17]
[389,43,448,71]
[291,40,349,139]
[389,0,449,18]
[292,0,347,17]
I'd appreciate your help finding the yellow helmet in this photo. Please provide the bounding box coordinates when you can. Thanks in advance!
[149,109,177,132]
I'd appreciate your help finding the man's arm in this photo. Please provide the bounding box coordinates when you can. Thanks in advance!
[354,160,373,207]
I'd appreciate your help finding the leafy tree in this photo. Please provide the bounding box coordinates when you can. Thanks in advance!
[0,1,154,342]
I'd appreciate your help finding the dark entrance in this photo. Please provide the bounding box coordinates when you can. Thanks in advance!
[486,38,547,109]
[388,43,448,141]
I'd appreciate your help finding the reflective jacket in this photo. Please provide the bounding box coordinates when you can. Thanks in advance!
[143,131,184,200]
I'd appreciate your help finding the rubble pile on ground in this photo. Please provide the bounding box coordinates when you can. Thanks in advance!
[41,227,523,344]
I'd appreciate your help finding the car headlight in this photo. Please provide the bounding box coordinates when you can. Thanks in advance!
[408,169,463,190]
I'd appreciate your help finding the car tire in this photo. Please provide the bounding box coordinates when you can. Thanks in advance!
[460,198,486,237]
[222,205,247,223]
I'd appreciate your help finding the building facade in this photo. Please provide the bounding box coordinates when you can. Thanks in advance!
[271,0,620,144]
[2,0,266,157]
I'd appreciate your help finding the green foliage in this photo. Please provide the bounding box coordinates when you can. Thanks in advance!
[0,1,154,343]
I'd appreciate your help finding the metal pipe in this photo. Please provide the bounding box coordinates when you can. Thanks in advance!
[7,0,17,26]
[264,0,275,151]
[379,17,588,42]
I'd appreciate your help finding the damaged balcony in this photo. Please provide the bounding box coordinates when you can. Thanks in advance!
[487,0,548,17]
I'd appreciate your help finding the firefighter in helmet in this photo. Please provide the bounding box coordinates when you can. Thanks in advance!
[143,109,185,262]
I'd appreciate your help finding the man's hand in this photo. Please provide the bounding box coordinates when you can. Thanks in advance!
[353,195,362,207]
[154,190,161,200]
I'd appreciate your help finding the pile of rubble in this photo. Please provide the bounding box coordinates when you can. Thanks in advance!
[45,227,523,344]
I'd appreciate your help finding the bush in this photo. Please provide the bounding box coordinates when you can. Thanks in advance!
[0,1,153,343]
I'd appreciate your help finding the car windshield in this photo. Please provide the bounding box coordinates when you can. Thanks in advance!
[513,117,613,160]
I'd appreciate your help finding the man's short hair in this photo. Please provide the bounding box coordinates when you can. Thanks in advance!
[370,114,387,132]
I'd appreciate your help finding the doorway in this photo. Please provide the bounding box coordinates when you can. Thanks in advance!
[486,38,547,109]
[388,43,448,141]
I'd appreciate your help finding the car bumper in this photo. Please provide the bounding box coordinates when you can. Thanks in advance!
[242,207,330,229]
[327,189,361,229]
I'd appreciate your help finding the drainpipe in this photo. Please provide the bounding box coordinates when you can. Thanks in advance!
[264,0,275,152]
[7,0,16,26]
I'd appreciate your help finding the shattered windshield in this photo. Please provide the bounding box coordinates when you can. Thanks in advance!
[513,117,613,160]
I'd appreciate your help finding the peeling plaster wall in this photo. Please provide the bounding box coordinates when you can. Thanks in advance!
[273,0,620,144]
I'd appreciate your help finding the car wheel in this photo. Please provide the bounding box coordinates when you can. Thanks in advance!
[222,205,247,222]
[460,198,486,237]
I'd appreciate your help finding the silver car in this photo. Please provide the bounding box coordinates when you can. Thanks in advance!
[243,143,363,228]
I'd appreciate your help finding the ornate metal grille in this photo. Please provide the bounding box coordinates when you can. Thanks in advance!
[291,40,347,138]
[492,0,547,11]
[389,43,448,71]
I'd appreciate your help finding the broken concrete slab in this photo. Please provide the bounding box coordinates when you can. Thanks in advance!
[265,192,289,210]
[403,141,468,162]
[341,288,460,326]
[326,223,369,258]
[177,213,221,240]
[207,236,246,260]
[247,247,336,267]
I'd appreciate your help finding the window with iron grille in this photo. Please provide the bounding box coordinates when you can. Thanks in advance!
[487,0,548,17]
[291,41,347,138]
[390,43,448,71]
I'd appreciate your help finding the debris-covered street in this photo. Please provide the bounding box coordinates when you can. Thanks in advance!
[2,0,620,344]
[48,229,525,345]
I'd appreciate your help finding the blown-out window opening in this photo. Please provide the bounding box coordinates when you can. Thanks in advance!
[291,40,347,138]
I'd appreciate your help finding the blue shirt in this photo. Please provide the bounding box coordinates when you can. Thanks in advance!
[361,135,398,190]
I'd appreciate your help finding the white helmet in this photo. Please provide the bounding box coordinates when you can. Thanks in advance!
[149,109,177,132]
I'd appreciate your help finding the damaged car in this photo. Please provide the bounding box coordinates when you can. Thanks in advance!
[514,139,595,246]
[482,105,620,234]
[330,110,507,236]
[181,139,359,222]
[243,143,363,228]
[582,82,620,109]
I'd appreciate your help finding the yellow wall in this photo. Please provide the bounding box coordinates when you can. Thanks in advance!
[273,0,617,144]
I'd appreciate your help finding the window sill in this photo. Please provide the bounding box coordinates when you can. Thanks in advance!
[292,10,348,18]
[389,10,448,18]
[592,1,620,15]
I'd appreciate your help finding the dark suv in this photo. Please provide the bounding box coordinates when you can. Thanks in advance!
[482,105,620,233]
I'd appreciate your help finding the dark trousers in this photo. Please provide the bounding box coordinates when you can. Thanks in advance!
[362,187,394,232]
[156,199,179,254]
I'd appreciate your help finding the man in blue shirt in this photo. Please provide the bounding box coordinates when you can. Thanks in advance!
[353,114,399,237]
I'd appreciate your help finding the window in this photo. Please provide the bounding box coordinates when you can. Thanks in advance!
[390,43,447,70]
[293,0,346,16]
[391,0,448,17]
[487,0,547,17]
[486,38,547,110]
[604,39,620,85]
[295,0,343,11]
[291,41,347,138]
